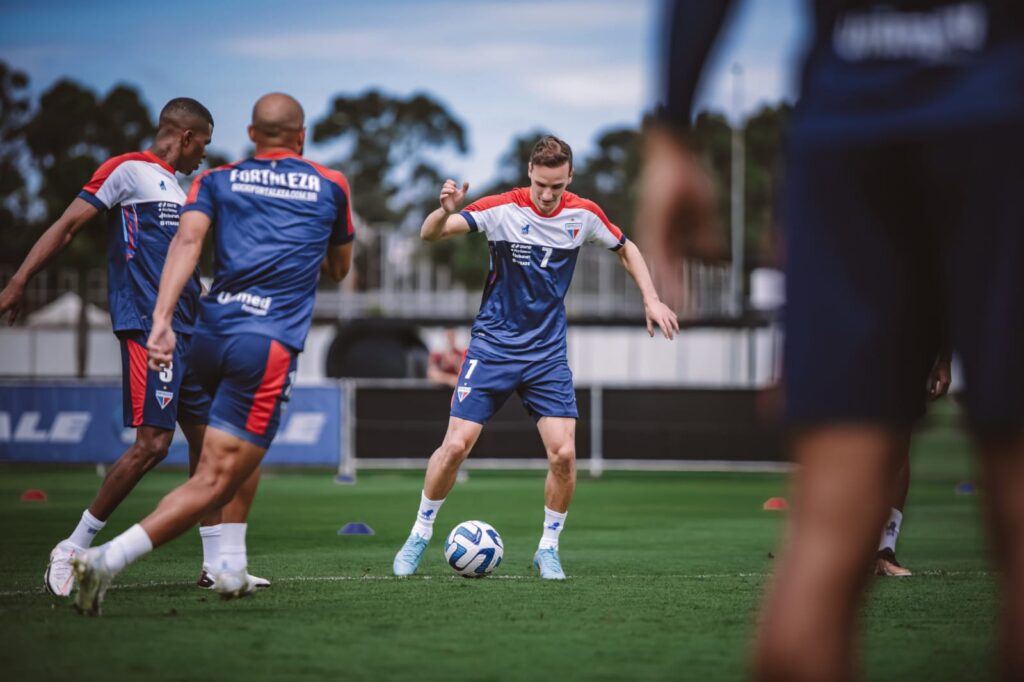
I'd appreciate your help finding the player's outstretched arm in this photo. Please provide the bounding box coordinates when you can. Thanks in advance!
[0,198,99,325]
[420,179,472,242]
[148,211,211,370]
[634,124,721,311]
[617,239,680,339]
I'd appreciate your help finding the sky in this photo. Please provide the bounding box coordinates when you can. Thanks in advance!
[0,0,808,187]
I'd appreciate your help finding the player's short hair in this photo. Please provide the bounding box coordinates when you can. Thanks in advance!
[159,97,214,130]
[530,135,573,170]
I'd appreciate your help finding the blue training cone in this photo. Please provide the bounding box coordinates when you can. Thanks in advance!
[338,522,375,536]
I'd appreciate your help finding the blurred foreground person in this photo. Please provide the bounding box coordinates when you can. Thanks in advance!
[72,92,354,614]
[639,1,1024,679]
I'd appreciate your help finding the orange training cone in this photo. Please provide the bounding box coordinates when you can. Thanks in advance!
[20,489,48,502]
[762,497,788,511]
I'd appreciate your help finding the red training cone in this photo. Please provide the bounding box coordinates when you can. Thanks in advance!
[762,497,788,511]
[20,489,48,502]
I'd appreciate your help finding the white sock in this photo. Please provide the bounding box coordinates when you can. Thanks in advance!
[199,524,222,569]
[103,524,153,574]
[538,507,567,550]
[218,523,248,574]
[879,508,903,552]
[411,491,445,540]
[68,510,106,548]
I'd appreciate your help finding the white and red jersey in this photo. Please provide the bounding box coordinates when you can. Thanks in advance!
[459,188,625,361]
[78,151,200,333]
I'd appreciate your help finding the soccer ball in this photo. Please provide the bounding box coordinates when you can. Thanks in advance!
[444,520,503,578]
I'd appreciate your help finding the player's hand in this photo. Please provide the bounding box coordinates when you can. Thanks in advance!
[0,279,26,326]
[634,124,722,311]
[644,299,679,340]
[147,321,176,371]
[928,356,952,400]
[440,179,469,214]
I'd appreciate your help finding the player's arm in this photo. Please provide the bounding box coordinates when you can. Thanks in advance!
[616,239,680,340]
[0,198,99,324]
[635,0,737,310]
[421,179,472,242]
[148,211,211,369]
[322,242,353,282]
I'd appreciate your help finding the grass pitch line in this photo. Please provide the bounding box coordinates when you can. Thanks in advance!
[1,569,994,599]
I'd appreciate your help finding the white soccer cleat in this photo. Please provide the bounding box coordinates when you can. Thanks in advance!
[214,569,257,600]
[71,546,116,616]
[44,540,84,597]
[198,564,270,590]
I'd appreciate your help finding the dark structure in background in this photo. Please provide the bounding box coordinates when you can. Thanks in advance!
[354,385,782,462]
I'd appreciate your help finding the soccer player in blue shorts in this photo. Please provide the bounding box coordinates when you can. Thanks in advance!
[0,97,267,596]
[640,1,1024,678]
[392,136,679,580]
[70,92,354,614]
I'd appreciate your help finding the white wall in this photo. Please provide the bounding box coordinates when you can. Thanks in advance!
[0,324,782,387]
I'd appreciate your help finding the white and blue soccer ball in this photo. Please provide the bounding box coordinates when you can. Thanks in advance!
[444,520,503,578]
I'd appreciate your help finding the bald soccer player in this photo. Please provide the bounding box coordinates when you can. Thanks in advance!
[70,93,355,614]
[0,97,268,597]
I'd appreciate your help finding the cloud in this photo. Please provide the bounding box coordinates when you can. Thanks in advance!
[522,66,647,109]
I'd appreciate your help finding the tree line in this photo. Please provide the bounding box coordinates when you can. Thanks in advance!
[0,61,788,288]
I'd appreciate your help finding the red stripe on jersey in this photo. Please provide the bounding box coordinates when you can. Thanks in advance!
[185,170,211,204]
[82,151,173,196]
[465,188,623,240]
[464,188,534,213]
[126,339,148,427]
[304,159,354,237]
[245,340,292,436]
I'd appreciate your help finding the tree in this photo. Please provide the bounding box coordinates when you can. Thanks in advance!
[311,90,468,226]
[0,62,32,263]
[18,79,156,270]
[571,127,642,234]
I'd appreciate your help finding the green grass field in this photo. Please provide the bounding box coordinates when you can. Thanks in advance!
[0,414,996,681]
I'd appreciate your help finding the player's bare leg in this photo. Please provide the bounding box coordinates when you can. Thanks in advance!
[977,433,1024,681]
[72,427,267,614]
[182,423,268,589]
[423,417,484,499]
[140,427,264,547]
[394,417,483,576]
[878,432,912,576]
[753,426,903,682]
[44,425,173,597]
[90,425,175,519]
[533,416,576,580]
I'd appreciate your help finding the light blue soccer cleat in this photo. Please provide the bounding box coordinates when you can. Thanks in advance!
[533,547,567,580]
[393,533,430,576]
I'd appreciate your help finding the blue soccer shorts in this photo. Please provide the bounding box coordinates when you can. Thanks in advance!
[782,120,1024,433]
[449,349,578,425]
[186,333,297,449]
[117,330,210,430]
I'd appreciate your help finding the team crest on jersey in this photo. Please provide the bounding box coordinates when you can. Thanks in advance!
[155,390,174,410]
[521,223,531,235]
[565,222,582,241]
[456,386,472,402]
